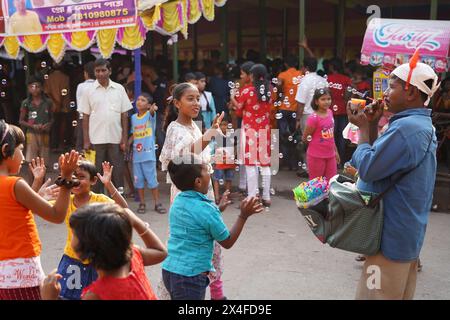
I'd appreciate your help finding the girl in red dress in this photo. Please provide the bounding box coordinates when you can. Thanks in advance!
[41,203,167,300]
[233,64,273,207]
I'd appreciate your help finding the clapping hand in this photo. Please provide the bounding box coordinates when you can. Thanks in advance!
[59,150,80,180]
[97,161,113,186]
[29,157,46,181]
[218,190,232,212]
[240,196,264,219]
[38,178,60,201]
[40,269,62,300]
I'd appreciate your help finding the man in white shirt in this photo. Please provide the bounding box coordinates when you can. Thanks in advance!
[79,58,133,192]
[75,61,95,151]
[295,57,328,131]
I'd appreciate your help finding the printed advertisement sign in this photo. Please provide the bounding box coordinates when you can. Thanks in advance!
[0,0,137,36]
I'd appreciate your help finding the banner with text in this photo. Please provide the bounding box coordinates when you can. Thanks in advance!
[1,0,137,36]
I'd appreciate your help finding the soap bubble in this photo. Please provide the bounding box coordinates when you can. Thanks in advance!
[31,111,37,119]
[275,113,283,120]
[235,166,240,172]
[333,105,338,112]
[44,74,49,80]
[273,87,278,93]
[228,81,235,89]
[307,135,312,142]
[288,136,293,142]
[53,163,59,170]
[270,188,275,195]
[118,187,124,194]
[262,96,267,102]
[79,113,83,120]
[155,144,159,150]
[61,89,68,96]
[298,161,302,167]
[219,179,224,185]
[23,65,28,71]
[235,82,240,89]
[70,101,76,108]
[250,91,254,97]
[272,78,278,84]
[279,153,284,159]
[227,123,233,129]
[41,61,47,68]
[302,163,307,170]
[289,89,294,95]
[0,92,5,98]
[72,121,78,127]
[1,79,6,85]
[292,113,297,119]
[265,206,270,212]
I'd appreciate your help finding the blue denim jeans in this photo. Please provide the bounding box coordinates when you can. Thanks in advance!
[162,269,210,300]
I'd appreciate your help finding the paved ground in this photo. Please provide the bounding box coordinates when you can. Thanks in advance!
[34,166,450,300]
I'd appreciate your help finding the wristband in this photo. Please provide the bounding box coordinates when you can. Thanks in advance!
[55,176,79,189]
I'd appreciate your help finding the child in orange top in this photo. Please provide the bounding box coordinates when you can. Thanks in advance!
[41,203,167,300]
[0,120,79,300]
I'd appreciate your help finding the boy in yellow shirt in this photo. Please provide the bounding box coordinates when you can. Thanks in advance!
[32,159,128,299]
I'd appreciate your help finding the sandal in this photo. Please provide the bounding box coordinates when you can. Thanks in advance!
[137,203,146,214]
[155,203,167,214]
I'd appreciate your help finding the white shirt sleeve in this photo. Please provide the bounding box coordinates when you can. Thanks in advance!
[119,87,133,113]
[78,86,91,115]
[295,81,307,104]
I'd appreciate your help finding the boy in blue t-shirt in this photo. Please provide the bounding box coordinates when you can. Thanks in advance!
[162,154,263,300]
[129,93,167,214]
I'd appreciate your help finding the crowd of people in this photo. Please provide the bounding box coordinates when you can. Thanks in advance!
[0,39,449,300]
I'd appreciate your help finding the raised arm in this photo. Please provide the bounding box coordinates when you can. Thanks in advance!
[16,151,80,224]
[123,208,167,266]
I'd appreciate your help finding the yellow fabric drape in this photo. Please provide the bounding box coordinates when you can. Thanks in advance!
[202,0,215,21]
[47,34,66,63]
[121,25,145,49]
[160,1,183,34]
[69,31,95,50]
[97,29,118,59]
[4,37,20,59]
[141,4,162,30]
[21,35,46,53]
[188,0,202,24]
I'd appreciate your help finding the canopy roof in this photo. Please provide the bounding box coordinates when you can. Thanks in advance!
[0,0,226,62]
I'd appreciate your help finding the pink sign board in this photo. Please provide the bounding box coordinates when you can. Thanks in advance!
[361,18,450,73]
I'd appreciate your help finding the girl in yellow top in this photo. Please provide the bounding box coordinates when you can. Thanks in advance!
[33,159,128,300]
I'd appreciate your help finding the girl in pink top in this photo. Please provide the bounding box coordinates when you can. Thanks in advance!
[303,88,340,181]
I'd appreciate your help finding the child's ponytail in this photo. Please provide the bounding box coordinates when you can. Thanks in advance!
[250,64,270,103]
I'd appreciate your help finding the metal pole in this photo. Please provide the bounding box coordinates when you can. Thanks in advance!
[133,48,142,112]
[193,23,198,63]
[430,0,438,19]
[172,40,179,83]
[299,0,305,67]
[259,0,267,64]
[237,12,242,61]
[282,8,288,59]
[336,0,345,60]
[221,4,229,64]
